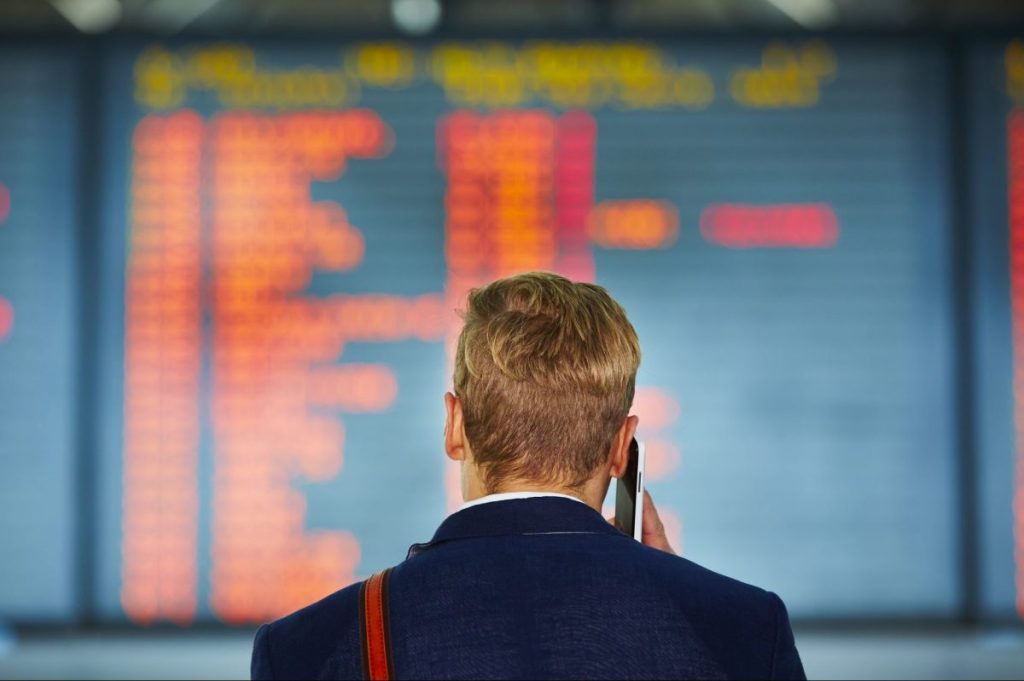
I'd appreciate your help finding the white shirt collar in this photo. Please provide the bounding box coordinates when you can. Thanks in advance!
[459,491,588,512]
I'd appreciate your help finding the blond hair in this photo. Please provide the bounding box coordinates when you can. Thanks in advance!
[454,271,640,491]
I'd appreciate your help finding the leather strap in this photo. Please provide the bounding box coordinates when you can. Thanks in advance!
[359,567,394,681]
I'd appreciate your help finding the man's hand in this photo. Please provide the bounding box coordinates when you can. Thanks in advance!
[607,489,675,555]
[640,490,675,554]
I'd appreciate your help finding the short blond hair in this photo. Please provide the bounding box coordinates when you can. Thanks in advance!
[454,271,640,491]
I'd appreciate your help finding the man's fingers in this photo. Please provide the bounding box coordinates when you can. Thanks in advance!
[641,489,675,555]
[642,490,663,529]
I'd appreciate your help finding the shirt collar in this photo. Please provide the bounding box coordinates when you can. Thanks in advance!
[407,496,622,559]
[458,491,588,512]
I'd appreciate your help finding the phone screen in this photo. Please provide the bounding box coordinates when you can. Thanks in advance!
[614,438,645,541]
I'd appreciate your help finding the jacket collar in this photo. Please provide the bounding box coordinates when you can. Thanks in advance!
[407,496,622,559]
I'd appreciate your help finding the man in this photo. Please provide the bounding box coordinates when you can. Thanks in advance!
[251,271,805,680]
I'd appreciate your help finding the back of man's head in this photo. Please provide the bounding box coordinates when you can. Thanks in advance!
[454,271,641,492]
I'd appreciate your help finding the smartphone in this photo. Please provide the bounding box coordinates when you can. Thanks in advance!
[614,437,646,541]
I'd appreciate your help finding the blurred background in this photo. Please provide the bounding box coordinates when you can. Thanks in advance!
[2,0,1024,678]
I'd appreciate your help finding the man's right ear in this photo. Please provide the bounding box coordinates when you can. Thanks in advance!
[443,392,466,462]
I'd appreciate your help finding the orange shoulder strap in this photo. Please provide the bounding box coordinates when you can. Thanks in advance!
[359,567,394,681]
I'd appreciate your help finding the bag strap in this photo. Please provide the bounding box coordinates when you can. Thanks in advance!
[359,567,395,681]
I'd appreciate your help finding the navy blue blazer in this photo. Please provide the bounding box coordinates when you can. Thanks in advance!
[251,497,805,680]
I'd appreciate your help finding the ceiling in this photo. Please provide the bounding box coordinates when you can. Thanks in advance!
[2,0,1024,35]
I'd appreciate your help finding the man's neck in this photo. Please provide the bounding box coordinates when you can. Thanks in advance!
[469,481,606,513]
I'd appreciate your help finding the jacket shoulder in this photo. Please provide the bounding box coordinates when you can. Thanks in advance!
[629,543,792,675]
[251,581,364,680]
[634,540,775,603]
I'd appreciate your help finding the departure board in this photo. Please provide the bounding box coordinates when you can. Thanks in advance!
[0,49,80,620]
[969,40,1024,620]
[93,39,957,623]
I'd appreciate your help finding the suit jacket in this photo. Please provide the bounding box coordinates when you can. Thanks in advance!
[251,497,805,680]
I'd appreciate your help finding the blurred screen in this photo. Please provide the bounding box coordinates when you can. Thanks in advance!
[969,39,1024,620]
[82,39,958,624]
[0,48,80,621]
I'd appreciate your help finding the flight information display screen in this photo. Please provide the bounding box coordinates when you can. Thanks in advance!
[85,38,959,624]
[0,48,80,621]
